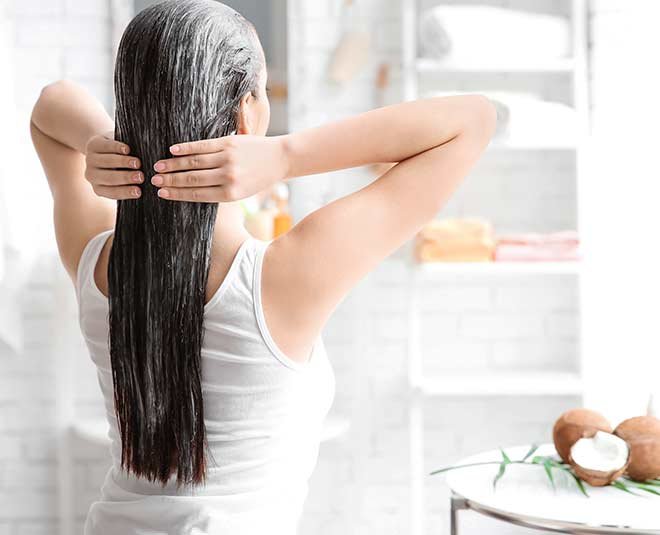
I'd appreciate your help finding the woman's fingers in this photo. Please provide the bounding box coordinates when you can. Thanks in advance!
[169,137,227,156]
[157,186,229,203]
[153,152,221,173]
[87,135,131,155]
[92,184,142,200]
[151,168,228,188]
[88,152,141,170]
[86,168,144,186]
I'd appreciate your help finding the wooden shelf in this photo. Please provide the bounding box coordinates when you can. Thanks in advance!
[415,261,580,276]
[413,371,582,397]
[416,57,575,74]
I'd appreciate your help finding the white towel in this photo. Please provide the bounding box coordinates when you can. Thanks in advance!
[424,91,577,147]
[488,93,577,147]
[419,6,571,65]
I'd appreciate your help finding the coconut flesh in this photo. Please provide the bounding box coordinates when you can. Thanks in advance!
[571,431,630,473]
[569,431,630,486]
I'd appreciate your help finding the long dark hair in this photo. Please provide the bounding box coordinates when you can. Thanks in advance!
[109,0,263,487]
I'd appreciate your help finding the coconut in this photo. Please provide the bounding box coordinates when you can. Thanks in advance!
[553,408,612,463]
[614,415,660,481]
[568,430,630,486]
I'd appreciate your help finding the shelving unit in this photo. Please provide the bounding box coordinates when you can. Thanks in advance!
[401,1,588,534]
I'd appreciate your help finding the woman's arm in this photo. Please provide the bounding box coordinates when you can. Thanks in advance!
[282,95,491,178]
[150,96,490,201]
[30,80,138,281]
[31,80,115,155]
[263,95,497,361]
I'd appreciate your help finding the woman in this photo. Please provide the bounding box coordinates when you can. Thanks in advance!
[30,1,495,533]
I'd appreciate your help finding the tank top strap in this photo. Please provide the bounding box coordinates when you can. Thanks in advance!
[75,229,113,302]
[249,238,316,371]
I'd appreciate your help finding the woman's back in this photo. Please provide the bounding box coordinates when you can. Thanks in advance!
[76,229,335,534]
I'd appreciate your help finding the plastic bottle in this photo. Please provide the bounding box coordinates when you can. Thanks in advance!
[272,182,292,238]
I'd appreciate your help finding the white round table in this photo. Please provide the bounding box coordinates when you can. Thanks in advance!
[445,444,660,534]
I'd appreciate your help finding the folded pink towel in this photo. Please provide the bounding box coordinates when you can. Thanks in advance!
[496,230,578,246]
[494,230,580,262]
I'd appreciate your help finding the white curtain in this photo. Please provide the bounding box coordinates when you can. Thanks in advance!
[582,1,660,422]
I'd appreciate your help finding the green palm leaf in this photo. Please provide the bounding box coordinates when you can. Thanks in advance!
[543,458,556,491]
[611,480,640,496]
[493,461,507,489]
[569,471,590,497]
[624,480,660,496]
[522,444,539,461]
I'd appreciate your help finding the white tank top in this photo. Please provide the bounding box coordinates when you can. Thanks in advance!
[75,229,336,535]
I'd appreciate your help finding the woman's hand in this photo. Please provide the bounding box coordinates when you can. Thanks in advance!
[151,135,289,202]
[84,131,144,199]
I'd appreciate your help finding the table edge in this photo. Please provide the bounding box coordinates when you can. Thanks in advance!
[452,492,660,534]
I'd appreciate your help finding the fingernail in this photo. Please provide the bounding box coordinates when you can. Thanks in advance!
[154,162,165,172]
[151,175,163,186]
[132,187,141,198]
[132,173,143,183]
[158,189,170,199]
[170,145,180,154]
[123,146,130,155]
[131,159,139,169]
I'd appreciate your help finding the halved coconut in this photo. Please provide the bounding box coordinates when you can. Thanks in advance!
[614,415,660,481]
[568,430,630,487]
[553,408,612,463]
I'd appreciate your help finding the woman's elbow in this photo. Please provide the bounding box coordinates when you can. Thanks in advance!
[32,80,76,121]
[472,95,498,145]
[38,79,77,101]
[462,95,497,144]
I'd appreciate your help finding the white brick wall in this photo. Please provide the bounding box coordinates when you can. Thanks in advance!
[1,0,112,533]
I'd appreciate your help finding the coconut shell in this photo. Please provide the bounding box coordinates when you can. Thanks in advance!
[614,415,660,441]
[613,416,660,481]
[569,456,629,487]
[553,409,612,463]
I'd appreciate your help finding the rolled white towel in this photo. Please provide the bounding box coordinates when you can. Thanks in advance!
[419,6,571,65]
[492,93,577,146]
[422,91,530,136]
[424,91,576,146]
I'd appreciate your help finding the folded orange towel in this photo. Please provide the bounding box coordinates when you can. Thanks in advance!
[418,217,494,243]
[415,218,495,262]
[416,241,494,262]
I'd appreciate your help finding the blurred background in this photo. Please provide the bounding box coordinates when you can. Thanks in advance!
[2,0,660,534]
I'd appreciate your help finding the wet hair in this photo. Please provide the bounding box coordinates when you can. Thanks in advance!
[109,0,263,487]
